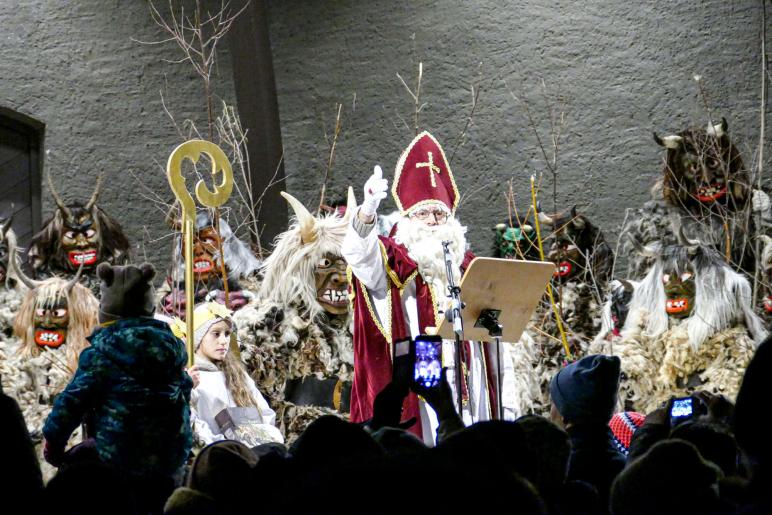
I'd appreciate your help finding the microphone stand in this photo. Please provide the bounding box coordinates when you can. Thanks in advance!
[442,240,465,415]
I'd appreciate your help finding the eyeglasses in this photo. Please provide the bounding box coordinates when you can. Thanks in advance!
[411,209,448,223]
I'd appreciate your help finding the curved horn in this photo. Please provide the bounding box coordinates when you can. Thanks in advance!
[9,251,42,290]
[66,261,85,293]
[47,172,72,220]
[677,225,700,247]
[85,173,104,211]
[537,211,554,225]
[627,234,658,258]
[281,191,317,244]
[707,117,728,138]
[677,225,701,256]
[654,133,683,150]
[342,186,357,223]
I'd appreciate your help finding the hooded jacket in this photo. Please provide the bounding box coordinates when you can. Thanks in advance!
[43,317,193,478]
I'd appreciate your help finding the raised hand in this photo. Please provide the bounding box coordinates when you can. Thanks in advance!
[359,165,388,223]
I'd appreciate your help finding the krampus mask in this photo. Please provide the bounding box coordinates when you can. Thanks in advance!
[654,118,748,212]
[11,255,99,372]
[538,206,613,284]
[259,189,355,318]
[493,220,539,261]
[28,174,129,275]
[625,227,766,347]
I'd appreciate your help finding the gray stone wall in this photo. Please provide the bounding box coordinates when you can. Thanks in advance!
[267,0,770,272]
[1,0,769,279]
[0,0,237,275]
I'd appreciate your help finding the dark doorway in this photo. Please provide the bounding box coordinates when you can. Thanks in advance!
[0,108,44,248]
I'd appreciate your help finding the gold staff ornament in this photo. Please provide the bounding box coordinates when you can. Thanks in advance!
[167,139,234,367]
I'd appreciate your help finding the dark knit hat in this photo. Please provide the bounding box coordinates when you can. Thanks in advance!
[97,262,156,323]
[550,354,621,423]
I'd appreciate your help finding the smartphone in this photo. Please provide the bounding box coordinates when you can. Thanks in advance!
[391,337,413,390]
[670,396,694,426]
[413,334,443,390]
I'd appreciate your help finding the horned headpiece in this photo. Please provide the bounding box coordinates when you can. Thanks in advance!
[653,117,748,212]
[28,173,130,274]
[10,253,99,374]
[259,188,356,319]
[537,205,613,284]
[623,228,766,348]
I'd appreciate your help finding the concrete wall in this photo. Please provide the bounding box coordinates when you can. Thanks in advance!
[267,0,770,270]
[0,1,768,277]
[0,0,237,273]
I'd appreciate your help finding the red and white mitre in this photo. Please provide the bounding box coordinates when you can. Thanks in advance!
[391,131,460,215]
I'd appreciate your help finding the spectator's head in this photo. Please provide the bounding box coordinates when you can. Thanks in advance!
[291,416,384,465]
[97,262,156,323]
[184,440,258,513]
[671,420,739,476]
[44,461,138,515]
[514,415,571,503]
[550,354,621,425]
[735,335,772,475]
[371,427,428,457]
[610,439,725,515]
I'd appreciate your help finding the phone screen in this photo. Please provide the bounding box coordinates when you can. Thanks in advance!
[414,337,442,389]
[670,397,694,424]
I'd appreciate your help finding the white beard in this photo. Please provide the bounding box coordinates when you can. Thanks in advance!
[394,215,468,303]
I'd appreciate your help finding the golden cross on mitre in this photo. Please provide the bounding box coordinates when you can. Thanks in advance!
[416,151,441,188]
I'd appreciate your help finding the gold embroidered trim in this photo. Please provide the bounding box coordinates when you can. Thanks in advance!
[359,279,392,344]
[380,240,404,289]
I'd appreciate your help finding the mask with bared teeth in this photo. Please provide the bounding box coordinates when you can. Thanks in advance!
[655,117,749,213]
[662,262,696,319]
[28,173,129,276]
[314,252,349,315]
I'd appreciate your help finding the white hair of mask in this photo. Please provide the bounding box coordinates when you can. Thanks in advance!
[259,211,348,320]
[622,244,767,349]
[394,206,468,300]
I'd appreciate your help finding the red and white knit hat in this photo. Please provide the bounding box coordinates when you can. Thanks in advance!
[609,411,645,456]
[391,131,460,215]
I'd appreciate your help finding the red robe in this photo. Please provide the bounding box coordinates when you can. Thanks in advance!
[348,235,475,438]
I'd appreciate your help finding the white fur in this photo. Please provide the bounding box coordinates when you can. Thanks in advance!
[393,214,468,300]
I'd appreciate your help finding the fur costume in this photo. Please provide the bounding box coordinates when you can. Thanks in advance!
[759,235,772,326]
[159,211,261,317]
[620,118,768,280]
[3,258,98,480]
[600,236,766,413]
[28,174,130,292]
[0,215,24,345]
[520,208,613,412]
[232,190,355,443]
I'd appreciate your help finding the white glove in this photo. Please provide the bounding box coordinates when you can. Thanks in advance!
[360,165,388,218]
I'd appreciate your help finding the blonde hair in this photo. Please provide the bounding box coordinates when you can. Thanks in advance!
[13,278,99,374]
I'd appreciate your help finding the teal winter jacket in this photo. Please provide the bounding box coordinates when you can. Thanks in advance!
[43,317,193,478]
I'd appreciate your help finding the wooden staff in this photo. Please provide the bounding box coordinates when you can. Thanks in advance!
[167,140,233,367]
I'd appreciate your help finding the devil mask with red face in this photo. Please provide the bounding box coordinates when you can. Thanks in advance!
[538,206,613,285]
[655,118,748,214]
[28,174,130,276]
